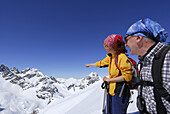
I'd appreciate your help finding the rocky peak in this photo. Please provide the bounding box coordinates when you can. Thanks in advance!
[21,68,31,74]
[0,64,101,106]
[0,64,10,72]
[84,72,99,80]
[81,72,100,86]
[10,67,19,74]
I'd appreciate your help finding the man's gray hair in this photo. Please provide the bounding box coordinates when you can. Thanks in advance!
[143,37,156,43]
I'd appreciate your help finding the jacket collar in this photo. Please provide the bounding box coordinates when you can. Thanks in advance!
[107,53,117,58]
[143,42,165,62]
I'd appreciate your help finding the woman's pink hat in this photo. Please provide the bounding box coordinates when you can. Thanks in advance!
[104,34,123,47]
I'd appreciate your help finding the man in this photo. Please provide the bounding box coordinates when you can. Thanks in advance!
[124,18,170,114]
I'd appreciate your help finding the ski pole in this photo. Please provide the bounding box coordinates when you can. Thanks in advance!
[102,89,107,114]
[101,82,109,114]
[101,81,109,92]
[119,83,126,97]
[106,90,108,114]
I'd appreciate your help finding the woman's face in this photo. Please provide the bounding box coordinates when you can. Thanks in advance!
[104,45,115,54]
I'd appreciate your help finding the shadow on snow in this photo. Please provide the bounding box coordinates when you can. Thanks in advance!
[127,111,140,114]
[0,108,5,111]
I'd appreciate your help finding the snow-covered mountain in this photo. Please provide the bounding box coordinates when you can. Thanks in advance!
[0,64,100,114]
[40,79,139,114]
[57,72,100,92]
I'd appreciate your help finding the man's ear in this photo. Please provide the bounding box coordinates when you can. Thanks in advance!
[136,36,143,42]
[136,36,143,48]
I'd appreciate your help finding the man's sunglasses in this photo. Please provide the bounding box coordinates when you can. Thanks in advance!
[124,31,155,43]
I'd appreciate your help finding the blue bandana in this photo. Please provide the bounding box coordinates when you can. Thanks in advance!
[125,18,168,42]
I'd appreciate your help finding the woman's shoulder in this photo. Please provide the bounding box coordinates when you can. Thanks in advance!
[118,53,131,65]
[118,53,128,59]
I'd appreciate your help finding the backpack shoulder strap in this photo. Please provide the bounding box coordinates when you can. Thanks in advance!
[152,45,170,113]
[115,54,120,71]
[152,45,170,100]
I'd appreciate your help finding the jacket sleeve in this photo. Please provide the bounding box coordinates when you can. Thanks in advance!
[119,54,133,82]
[95,56,110,67]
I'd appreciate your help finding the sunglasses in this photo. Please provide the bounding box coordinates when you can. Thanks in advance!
[124,36,133,43]
[124,31,155,43]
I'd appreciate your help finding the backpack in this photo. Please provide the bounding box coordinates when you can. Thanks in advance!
[138,45,170,114]
[115,54,140,89]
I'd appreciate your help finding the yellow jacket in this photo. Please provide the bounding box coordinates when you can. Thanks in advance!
[96,53,132,96]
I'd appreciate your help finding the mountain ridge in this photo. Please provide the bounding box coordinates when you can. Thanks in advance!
[0,64,100,114]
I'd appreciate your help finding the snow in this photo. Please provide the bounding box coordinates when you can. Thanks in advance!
[0,74,43,114]
[0,65,139,114]
[40,80,139,114]
[40,80,103,114]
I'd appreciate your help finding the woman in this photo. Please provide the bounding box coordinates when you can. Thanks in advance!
[86,34,132,114]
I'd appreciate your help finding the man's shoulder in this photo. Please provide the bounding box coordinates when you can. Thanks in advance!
[156,44,170,57]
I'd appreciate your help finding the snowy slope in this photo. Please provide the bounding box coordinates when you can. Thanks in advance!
[0,64,101,114]
[40,80,104,114]
[0,73,43,114]
[40,80,139,114]
[0,64,139,114]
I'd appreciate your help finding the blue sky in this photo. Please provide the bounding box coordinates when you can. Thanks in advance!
[0,0,170,78]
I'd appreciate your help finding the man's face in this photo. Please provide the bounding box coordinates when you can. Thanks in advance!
[125,36,138,55]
